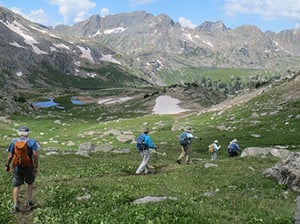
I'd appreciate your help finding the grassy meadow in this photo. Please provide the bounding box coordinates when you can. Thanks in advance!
[0,79,299,223]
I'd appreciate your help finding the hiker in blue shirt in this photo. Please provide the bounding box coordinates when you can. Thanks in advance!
[5,126,39,213]
[227,138,240,157]
[135,127,156,175]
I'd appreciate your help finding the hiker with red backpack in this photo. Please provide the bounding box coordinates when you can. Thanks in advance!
[5,126,39,213]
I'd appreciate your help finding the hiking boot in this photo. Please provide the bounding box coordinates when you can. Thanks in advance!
[12,205,20,213]
[176,159,181,164]
[25,200,34,207]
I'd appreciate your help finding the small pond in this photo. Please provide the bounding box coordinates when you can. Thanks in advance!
[32,97,85,108]
[31,98,59,108]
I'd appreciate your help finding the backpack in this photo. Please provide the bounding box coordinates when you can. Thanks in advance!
[13,139,32,167]
[136,134,145,151]
[179,132,188,146]
[208,144,214,153]
[228,143,237,152]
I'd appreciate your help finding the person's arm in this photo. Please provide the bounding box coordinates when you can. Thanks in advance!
[32,150,38,176]
[5,153,13,172]
[28,139,39,175]
[5,143,14,172]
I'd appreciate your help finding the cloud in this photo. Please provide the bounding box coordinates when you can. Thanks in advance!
[178,17,197,29]
[50,0,96,24]
[10,7,52,26]
[224,0,300,22]
[100,7,110,17]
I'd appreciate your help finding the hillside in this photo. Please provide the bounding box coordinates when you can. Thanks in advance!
[0,65,299,224]
[0,6,300,91]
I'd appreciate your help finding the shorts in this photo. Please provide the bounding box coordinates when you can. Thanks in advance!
[12,167,35,187]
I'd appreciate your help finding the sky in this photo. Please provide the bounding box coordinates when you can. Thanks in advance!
[0,0,299,32]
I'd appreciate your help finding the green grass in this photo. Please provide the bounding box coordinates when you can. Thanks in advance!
[0,145,296,223]
[160,67,278,94]
[0,80,299,223]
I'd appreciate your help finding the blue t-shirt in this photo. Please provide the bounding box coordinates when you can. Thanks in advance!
[143,134,155,149]
[8,137,38,157]
[228,142,240,152]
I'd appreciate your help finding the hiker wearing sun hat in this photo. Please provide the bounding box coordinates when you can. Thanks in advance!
[227,138,240,157]
[5,126,39,213]
[135,127,157,175]
[177,127,195,165]
[210,140,221,160]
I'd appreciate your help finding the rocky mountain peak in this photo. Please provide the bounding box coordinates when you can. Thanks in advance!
[196,20,229,33]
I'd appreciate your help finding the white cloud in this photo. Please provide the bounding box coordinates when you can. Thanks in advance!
[27,9,51,25]
[224,0,300,22]
[100,8,110,17]
[10,7,52,26]
[50,0,96,24]
[178,17,197,29]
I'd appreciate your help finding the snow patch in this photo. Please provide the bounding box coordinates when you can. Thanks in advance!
[104,27,126,34]
[77,46,94,63]
[16,72,23,77]
[152,95,190,115]
[101,54,121,65]
[1,20,47,55]
[54,43,71,51]
[97,97,133,105]
[9,42,26,48]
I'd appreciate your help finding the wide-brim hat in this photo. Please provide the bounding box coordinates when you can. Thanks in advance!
[143,127,149,133]
[214,140,219,143]
[184,127,193,132]
[232,138,238,143]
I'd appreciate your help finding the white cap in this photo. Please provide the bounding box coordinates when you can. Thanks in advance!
[18,126,30,136]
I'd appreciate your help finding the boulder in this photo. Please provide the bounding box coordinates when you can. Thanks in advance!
[263,152,300,193]
[240,147,290,159]
[132,196,177,204]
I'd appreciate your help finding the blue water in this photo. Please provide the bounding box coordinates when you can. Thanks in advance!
[32,97,85,108]
[71,97,85,105]
[32,99,59,108]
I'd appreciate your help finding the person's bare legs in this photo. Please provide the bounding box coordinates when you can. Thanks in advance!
[13,186,20,204]
[27,184,33,202]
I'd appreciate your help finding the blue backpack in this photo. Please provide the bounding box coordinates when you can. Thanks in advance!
[179,132,188,146]
[136,134,145,151]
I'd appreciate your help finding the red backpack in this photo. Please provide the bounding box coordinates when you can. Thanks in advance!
[13,139,32,167]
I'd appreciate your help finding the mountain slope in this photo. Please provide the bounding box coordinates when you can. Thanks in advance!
[0,6,149,90]
[52,11,300,84]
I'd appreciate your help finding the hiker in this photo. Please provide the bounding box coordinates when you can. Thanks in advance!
[227,138,240,157]
[135,127,157,175]
[177,128,195,164]
[210,140,221,160]
[5,126,39,213]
